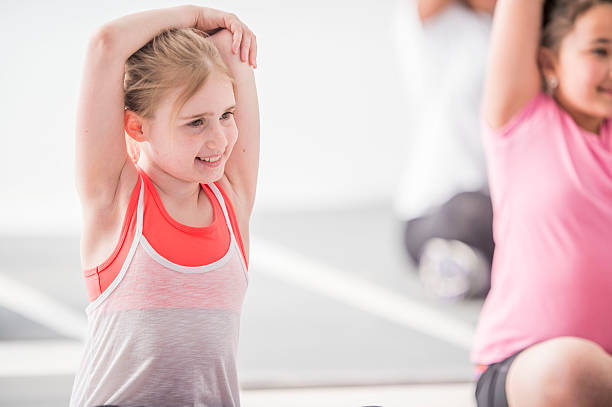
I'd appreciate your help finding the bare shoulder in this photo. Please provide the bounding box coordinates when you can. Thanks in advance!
[80,161,139,270]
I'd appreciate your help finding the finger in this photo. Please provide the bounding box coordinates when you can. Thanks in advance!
[249,34,258,68]
[232,28,243,55]
[221,14,240,53]
[240,31,251,63]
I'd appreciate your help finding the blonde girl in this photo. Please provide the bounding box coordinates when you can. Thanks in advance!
[70,6,259,407]
[472,1,612,406]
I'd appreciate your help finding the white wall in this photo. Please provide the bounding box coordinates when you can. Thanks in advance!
[0,1,410,235]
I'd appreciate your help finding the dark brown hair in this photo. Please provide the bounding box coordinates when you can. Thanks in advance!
[541,0,612,51]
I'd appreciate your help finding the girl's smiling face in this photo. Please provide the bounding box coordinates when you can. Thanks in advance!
[543,4,612,133]
[141,72,238,183]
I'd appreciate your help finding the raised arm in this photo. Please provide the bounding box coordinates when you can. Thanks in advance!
[417,0,455,21]
[482,0,544,129]
[75,5,253,211]
[210,29,260,218]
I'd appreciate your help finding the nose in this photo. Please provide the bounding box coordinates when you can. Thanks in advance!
[205,122,227,151]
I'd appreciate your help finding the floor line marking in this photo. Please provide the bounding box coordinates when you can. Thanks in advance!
[251,237,475,350]
[0,271,87,341]
[0,339,83,377]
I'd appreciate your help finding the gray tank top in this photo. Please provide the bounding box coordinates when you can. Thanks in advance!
[70,177,248,407]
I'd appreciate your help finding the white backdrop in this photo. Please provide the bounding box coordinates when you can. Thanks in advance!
[0,0,411,235]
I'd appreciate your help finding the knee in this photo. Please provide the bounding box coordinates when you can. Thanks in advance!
[508,337,610,407]
[538,339,600,406]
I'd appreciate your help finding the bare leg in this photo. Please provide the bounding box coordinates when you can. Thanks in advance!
[507,337,612,407]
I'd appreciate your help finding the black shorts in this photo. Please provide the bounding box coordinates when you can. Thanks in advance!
[475,350,522,407]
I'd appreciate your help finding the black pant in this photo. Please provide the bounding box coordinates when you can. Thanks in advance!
[475,351,522,407]
[403,190,494,265]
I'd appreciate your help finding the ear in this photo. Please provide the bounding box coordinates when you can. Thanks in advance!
[124,110,146,142]
[538,47,558,81]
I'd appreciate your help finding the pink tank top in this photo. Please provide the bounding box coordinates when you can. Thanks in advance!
[472,93,612,365]
[70,171,248,407]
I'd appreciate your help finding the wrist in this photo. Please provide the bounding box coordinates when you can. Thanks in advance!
[180,4,201,27]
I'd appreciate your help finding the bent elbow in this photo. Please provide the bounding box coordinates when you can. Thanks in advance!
[88,25,119,56]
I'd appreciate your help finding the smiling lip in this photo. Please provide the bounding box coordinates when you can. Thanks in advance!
[195,155,224,168]
[599,87,612,95]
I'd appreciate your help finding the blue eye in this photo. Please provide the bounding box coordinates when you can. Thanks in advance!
[189,119,204,127]
[221,111,234,120]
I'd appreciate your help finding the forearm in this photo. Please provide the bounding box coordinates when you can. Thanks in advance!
[91,5,198,61]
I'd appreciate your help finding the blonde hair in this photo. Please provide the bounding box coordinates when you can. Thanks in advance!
[124,28,234,120]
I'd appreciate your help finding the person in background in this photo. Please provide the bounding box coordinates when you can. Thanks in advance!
[394,0,497,300]
[472,0,612,406]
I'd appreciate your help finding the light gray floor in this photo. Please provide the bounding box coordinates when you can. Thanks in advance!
[0,205,484,406]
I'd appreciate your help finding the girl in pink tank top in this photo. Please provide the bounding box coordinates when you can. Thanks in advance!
[71,6,259,407]
[473,1,612,407]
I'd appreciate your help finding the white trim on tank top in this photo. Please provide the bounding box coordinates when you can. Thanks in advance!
[86,178,145,315]
[208,182,249,278]
[85,177,247,315]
